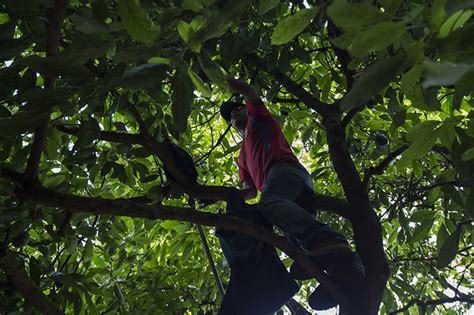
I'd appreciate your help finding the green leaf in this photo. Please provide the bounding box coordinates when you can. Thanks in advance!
[43,174,66,188]
[461,147,474,161]
[92,0,108,23]
[194,0,252,43]
[160,220,179,231]
[466,189,474,217]
[16,88,75,112]
[0,110,50,137]
[271,8,319,45]
[422,61,473,88]
[438,9,473,39]
[399,123,440,166]
[0,39,30,62]
[16,55,94,79]
[437,228,460,268]
[119,63,168,90]
[258,0,280,15]
[119,0,160,43]
[341,55,406,110]
[350,22,406,58]
[114,284,126,305]
[171,70,193,132]
[146,185,163,200]
[177,21,194,43]
[409,219,435,243]
[379,0,403,13]
[410,209,435,222]
[406,120,441,142]
[188,69,211,98]
[327,0,387,30]
[438,119,457,150]
[84,240,94,262]
[197,50,226,87]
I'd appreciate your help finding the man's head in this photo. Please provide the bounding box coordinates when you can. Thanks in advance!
[220,101,247,131]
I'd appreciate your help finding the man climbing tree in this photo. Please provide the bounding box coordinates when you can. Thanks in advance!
[221,77,367,312]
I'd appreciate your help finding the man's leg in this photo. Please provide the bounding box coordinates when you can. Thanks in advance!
[258,162,367,311]
[258,162,346,249]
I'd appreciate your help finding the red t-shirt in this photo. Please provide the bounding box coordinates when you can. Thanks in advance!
[238,101,300,191]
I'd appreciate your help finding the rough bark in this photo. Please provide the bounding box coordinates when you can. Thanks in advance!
[0,250,64,315]
[24,0,67,181]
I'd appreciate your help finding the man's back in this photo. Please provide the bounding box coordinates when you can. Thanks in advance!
[238,101,299,192]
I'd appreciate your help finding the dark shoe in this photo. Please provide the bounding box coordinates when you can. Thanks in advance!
[308,285,337,310]
[289,240,352,280]
[308,256,367,312]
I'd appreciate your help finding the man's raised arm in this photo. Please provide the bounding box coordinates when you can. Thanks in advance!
[226,77,262,105]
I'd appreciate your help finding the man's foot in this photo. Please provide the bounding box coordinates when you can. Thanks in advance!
[289,240,352,280]
[289,240,368,312]
[308,285,336,310]
[308,261,367,311]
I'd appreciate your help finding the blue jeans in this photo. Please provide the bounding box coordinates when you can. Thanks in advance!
[259,162,347,251]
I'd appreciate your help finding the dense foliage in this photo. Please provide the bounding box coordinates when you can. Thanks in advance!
[0,0,473,314]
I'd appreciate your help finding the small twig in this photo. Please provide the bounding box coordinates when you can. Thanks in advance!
[195,125,231,164]
[363,146,408,189]
[416,180,474,192]
[388,296,473,314]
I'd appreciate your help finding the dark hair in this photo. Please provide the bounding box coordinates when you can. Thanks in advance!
[220,101,244,122]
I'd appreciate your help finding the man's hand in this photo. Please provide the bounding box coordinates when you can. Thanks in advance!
[226,77,262,105]
[241,180,258,200]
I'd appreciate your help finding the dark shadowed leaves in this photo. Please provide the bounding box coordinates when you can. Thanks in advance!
[171,70,193,133]
[341,55,406,110]
[271,8,319,45]
[119,0,160,43]
[436,228,460,268]
[327,0,388,30]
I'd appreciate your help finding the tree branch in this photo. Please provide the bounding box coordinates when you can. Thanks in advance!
[324,116,390,313]
[327,21,355,90]
[56,124,143,145]
[286,298,312,315]
[54,125,349,213]
[416,180,474,192]
[272,97,301,104]
[362,146,408,189]
[245,54,332,117]
[269,68,332,117]
[0,249,64,315]
[24,0,67,181]
[388,296,474,314]
[0,170,356,310]
[195,124,231,164]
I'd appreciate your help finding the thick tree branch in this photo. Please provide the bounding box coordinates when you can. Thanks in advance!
[341,105,365,129]
[324,116,389,313]
[388,296,474,314]
[55,126,349,214]
[326,21,361,129]
[56,124,142,145]
[0,169,356,310]
[0,249,64,315]
[327,21,355,90]
[24,0,67,181]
